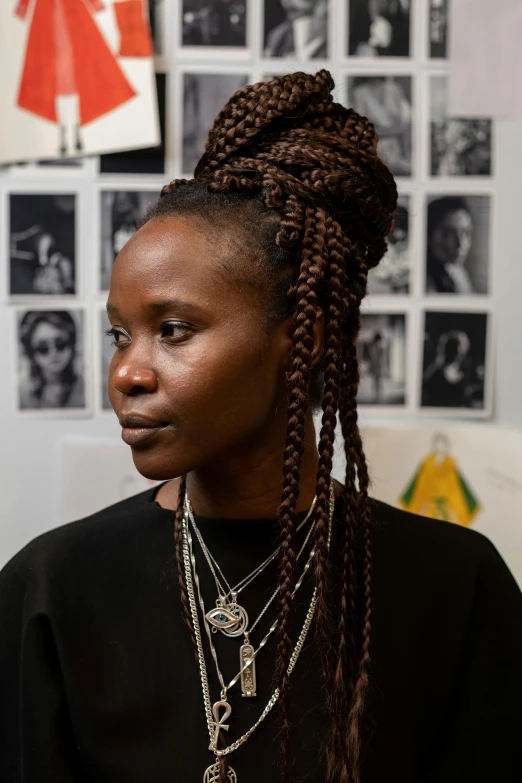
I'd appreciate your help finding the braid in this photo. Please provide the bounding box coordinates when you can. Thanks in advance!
[150,69,397,783]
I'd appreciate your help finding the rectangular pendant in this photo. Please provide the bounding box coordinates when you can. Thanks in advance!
[239,643,256,697]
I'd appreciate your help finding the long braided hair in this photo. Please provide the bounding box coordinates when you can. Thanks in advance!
[147,70,397,783]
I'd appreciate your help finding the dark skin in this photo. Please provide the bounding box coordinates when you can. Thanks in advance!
[106,214,326,519]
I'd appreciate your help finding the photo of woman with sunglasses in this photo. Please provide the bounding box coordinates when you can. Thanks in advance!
[17,309,86,411]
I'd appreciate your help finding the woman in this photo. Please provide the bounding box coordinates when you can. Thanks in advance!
[18,310,85,409]
[1,71,521,783]
[426,196,475,294]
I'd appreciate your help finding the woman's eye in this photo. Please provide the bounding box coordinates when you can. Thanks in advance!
[161,321,193,341]
[105,327,129,347]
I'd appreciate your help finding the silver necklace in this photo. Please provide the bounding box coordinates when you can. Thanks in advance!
[185,495,317,640]
[181,483,335,783]
[189,508,318,697]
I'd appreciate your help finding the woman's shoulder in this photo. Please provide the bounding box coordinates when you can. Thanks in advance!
[367,498,521,606]
[0,485,166,585]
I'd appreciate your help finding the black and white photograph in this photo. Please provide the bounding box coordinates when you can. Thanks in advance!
[348,75,412,177]
[421,311,489,411]
[183,71,249,174]
[429,0,449,58]
[100,308,113,411]
[348,0,411,58]
[426,194,491,295]
[100,190,158,292]
[263,0,329,59]
[368,194,410,294]
[9,193,77,297]
[99,73,167,176]
[430,75,492,177]
[357,313,407,405]
[149,0,167,58]
[181,0,247,47]
[15,308,87,413]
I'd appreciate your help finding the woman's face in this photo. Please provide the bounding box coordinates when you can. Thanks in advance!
[30,321,73,378]
[106,215,294,481]
[430,208,473,266]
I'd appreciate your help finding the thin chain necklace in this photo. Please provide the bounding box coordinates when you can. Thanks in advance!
[188,496,317,612]
[188,504,318,697]
[181,483,335,783]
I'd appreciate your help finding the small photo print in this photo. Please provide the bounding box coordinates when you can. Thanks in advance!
[100,308,113,411]
[263,0,329,59]
[426,194,491,295]
[183,72,249,175]
[149,0,167,57]
[100,190,159,292]
[421,311,489,410]
[16,308,87,412]
[368,194,410,294]
[357,313,407,406]
[430,75,492,177]
[9,193,76,297]
[429,0,449,59]
[348,0,411,58]
[182,0,247,47]
[99,73,167,176]
[348,75,412,177]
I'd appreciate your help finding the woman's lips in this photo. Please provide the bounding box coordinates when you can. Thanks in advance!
[121,425,169,446]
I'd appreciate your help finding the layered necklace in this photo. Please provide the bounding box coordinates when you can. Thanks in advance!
[181,484,335,782]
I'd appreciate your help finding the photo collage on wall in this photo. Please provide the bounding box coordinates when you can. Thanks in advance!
[1,1,494,418]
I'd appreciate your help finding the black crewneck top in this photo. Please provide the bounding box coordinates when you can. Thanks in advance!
[1,483,521,783]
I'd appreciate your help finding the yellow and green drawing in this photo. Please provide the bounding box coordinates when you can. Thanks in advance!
[399,433,481,527]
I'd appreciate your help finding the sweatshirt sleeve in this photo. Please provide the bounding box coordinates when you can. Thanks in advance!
[0,547,81,782]
[433,538,522,782]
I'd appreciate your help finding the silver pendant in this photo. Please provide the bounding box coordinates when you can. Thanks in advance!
[206,598,249,638]
[240,642,256,697]
[203,761,237,782]
[210,699,232,751]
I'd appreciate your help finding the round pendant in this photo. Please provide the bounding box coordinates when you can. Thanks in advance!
[203,761,237,782]
[206,602,248,638]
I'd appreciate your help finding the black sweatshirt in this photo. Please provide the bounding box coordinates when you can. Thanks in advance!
[1,483,521,782]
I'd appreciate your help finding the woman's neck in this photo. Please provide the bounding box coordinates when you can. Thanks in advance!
[155,414,320,519]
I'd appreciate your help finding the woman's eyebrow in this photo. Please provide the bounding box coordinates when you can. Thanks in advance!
[105,299,202,317]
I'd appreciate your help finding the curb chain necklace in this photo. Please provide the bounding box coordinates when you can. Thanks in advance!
[186,496,318,697]
[188,503,319,698]
[186,495,317,638]
[181,484,335,783]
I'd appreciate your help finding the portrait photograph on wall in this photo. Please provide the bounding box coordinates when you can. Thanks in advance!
[421,310,490,412]
[99,73,167,176]
[347,0,410,58]
[367,193,410,294]
[425,194,491,295]
[181,0,248,48]
[356,313,407,406]
[99,190,158,292]
[15,307,88,413]
[9,192,77,297]
[428,0,449,58]
[263,0,328,60]
[347,74,412,177]
[182,70,249,174]
[429,75,492,177]
[0,0,159,164]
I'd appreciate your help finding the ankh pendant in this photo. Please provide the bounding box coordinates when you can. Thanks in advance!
[210,699,232,751]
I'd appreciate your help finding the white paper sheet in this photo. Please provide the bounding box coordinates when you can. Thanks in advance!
[448,0,522,118]
[0,0,159,164]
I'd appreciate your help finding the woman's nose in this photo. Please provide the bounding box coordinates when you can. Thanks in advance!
[111,355,157,395]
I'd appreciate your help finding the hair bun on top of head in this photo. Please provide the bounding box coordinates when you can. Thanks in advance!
[190,69,397,263]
